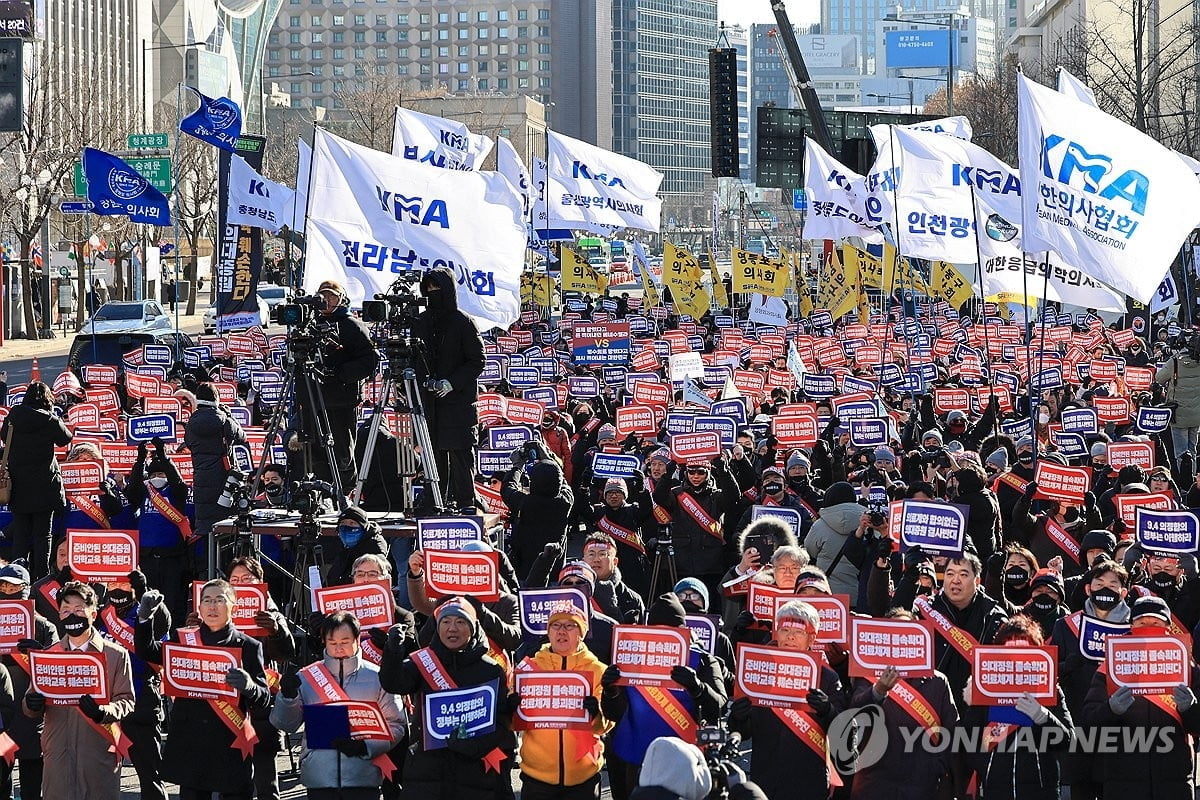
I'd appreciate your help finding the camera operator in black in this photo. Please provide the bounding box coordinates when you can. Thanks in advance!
[413,267,485,511]
[309,280,379,489]
[180,383,246,540]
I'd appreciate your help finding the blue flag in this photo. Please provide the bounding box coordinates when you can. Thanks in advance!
[178,87,242,151]
[81,148,172,226]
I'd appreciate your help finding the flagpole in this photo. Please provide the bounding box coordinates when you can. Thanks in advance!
[886,127,905,379]
[968,186,998,439]
[170,83,185,356]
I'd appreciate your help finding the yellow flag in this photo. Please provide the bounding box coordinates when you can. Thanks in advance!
[636,257,661,307]
[731,249,790,297]
[561,249,601,294]
[933,261,974,309]
[846,244,883,290]
[707,249,729,309]
[532,273,555,308]
[816,246,858,321]
[664,242,710,319]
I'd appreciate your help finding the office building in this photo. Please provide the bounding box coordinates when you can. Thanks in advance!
[612,0,719,196]
[876,9,995,78]
[822,0,1007,68]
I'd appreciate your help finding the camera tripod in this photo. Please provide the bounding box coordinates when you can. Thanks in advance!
[648,523,679,601]
[351,358,445,515]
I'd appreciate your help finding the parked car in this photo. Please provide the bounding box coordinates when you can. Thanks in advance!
[257,284,288,310]
[76,300,171,334]
[202,293,271,334]
[588,256,611,275]
[68,329,194,370]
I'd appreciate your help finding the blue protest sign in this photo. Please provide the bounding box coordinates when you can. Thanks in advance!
[488,426,534,450]
[1000,418,1033,441]
[899,501,967,553]
[694,415,735,447]
[715,315,734,328]
[601,366,628,386]
[810,311,833,329]
[508,367,539,388]
[423,680,498,750]
[1135,508,1200,554]
[127,414,176,443]
[133,365,168,380]
[572,322,631,365]
[1051,432,1087,459]
[1077,617,1130,662]
[518,587,590,640]
[802,374,837,398]
[704,365,733,386]
[523,386,558,409]
[750,505,803,540]
[258,382,285,405]
[849,418,889,448]
[652,340,672,360]
[143,344,173,366]
[710,399,748,425]
[628,316,651,336]
[249,370,277,391]
[417,516,484,551]
[229,406,251,427]
[666,412,696,436]
[480,359,505,384]
[183,346,211,368]
[530,358,558,382]
[591,452,640,479]
[685,614,720,655]
[1031,368,1064,392]
[914,363,938,383]
[476,449,512,476]
[229,444,252,474]
[878,364,904,387]
[1135,406,1173,434]
[1060,408,1099,435]
[568,376,600,397]
[687,335,706,352]
[843,376,877,394]
[836,401,878,422]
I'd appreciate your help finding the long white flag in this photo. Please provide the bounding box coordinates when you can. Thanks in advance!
[391,107,494,171]
[496,136,532,220]
[1017,73,1200,303]
[287,138,311,229]
[546,130,663,232]
[802,137,883,243]
[1056,68,1097,107]
[866,116,973,227]
[305,128,525,330]
[227,155,295,234]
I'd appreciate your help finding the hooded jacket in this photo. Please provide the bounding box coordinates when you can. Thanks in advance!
[804,501,866,603]
[652,460,743,576]
[952,467,1002,563]
[504,460,574,580]
[317,304,379,409]
[413,266,486,451]
[719,517,801,629]
[519,643,612,787]
[270,650,406,789]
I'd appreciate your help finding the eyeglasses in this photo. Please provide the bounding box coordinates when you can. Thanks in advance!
[200,596,230,606]
[353,570,383,580]
[560,579,588,588]
[686,467,709,475]
[548,621,580,632]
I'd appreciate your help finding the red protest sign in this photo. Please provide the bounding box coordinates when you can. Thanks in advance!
[506,399,545,426]
[934,388,971,413]
[670,431,721,463]
[144,396,183,418]
[971,646,1058,705]
[212,382,238,405]
[1088,360,1118,381]
[125,373,162,399]
[771,414,818,448]
[631,348,660,372]
[633,381,671,407]
[29,650,109,705]
[162,641,242,700]
[85,388,121,416]
[314,582,395,630]
[1125,367,1156,393]
[610,625,690,686]
[747,584,796,621]
[849,618,934,679]
[1114,492,1175,528]
[1107,442,1155,471]
[1033,462,1091,504]
[0,601,34,655]
[735,643,820,708]
[332,700,394,740]
[733,370,766,397]
[66,529,139,583]
[101,444,139,475]
[1106,635,1191,694]
[803,595,851,644]
[1093,396,1131,423]
[226,335,259,357]
[812,339,846,367]
[191,582,268,636]
[512,670,593,730]
[616,405,657,436]
[60,460,103,495]
[67,403,101,429]
[424,550,500,602]
[82,365,118,385]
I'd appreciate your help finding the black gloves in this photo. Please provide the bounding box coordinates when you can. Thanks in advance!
[78,694,106,723]
[501,693,522,714]
[15,639,41,654]
[367,627,389,650]
[24,692,45,714]
[729,696,753,722]
[807,689,832,717]
[128,569,148,598]
[582,695,600,718]
[600,665,622,688]
[875,538,895,561]
[331,737,369,758]
[670,665,701,695]
[1024,481,1040,498]
[279,668,302,700]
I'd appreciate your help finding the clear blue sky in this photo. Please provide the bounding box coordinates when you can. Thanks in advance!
[717,0,820,31]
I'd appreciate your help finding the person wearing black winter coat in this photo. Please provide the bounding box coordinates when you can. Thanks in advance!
[181,383,246,539]
[583,477,654,598]
[950,464,1002,564]
[379,598,517,800]
[503,460,573,581]
[0,381,72,579]
[413,267,486,510]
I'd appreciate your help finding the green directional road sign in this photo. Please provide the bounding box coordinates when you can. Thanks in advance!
[127,132,170,150]
[73,156,173,197]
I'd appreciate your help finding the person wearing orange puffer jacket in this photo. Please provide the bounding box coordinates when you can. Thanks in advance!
[518,604,613,800]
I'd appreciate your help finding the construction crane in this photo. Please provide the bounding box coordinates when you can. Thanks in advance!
[768,1,835,153]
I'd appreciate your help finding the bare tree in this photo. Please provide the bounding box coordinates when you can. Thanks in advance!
[919,54,1028,165]
[331,62,443,151]
[167,124,217,316]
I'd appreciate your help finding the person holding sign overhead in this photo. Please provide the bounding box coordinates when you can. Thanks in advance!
[270,610,405,799]
[379,597,517,800]
[124,437,192,623]
[23,581,134,800]
[134,578,271,800]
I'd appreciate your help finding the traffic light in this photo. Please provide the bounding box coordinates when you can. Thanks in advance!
[708,48,739,178]
[0,38,23,134]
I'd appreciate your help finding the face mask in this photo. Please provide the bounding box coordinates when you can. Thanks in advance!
[1018,453,1034,465]
[1150,571,1176,590]
[338,526,364,549]
[1037,414,1050,425]
[148,477,168,490]
[62,612,90,637]
[1091,461,1106,471]
[680,599,704,614]
[1030,594,1057,611]
[763,482,783,495]
[572,413,592,430]
[1090,588,1121,611]
[1005,567,1029,587]
[265,483,283,497]
[1064,507,1080,523]
[108,589,134,610]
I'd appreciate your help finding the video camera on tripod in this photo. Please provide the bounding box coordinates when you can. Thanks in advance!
[274,296,341,376]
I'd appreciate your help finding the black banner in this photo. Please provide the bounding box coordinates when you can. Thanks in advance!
[216,134,266,330]
[0,2,34,39]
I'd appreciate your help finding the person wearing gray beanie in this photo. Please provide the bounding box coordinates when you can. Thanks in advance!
[634,737,712,800]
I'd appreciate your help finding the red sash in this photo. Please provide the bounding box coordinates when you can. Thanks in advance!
[300,661,396,779]
[147,485,194,542]
[36,579,60,611]
[72,494,111,529]
[677,493,722,541]
[633,685,697,743]
[983,720,1019,751]
[264,668,281,694]
[1147,692,1184,725]
[1064,611,1082,638]
[770,707,843,788]
[995,471,1029,495]
[178,628,257,758]
[914,595,979,660]
[100,606,136,653]
[889,679,943,742]
[647,478,672,524]
[597,515,646,555]
[1044,518,1080,564]
[411,647,458,691]
[50,641,132,762]
[359,634,382,666]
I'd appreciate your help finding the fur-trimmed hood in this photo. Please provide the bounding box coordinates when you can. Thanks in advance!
[736,516,798,553]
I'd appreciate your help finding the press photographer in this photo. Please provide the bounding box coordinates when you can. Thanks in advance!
[180,383,247,541]
[413,267,485,511]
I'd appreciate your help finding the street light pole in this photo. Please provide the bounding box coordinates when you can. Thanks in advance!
[142,40,204,130]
